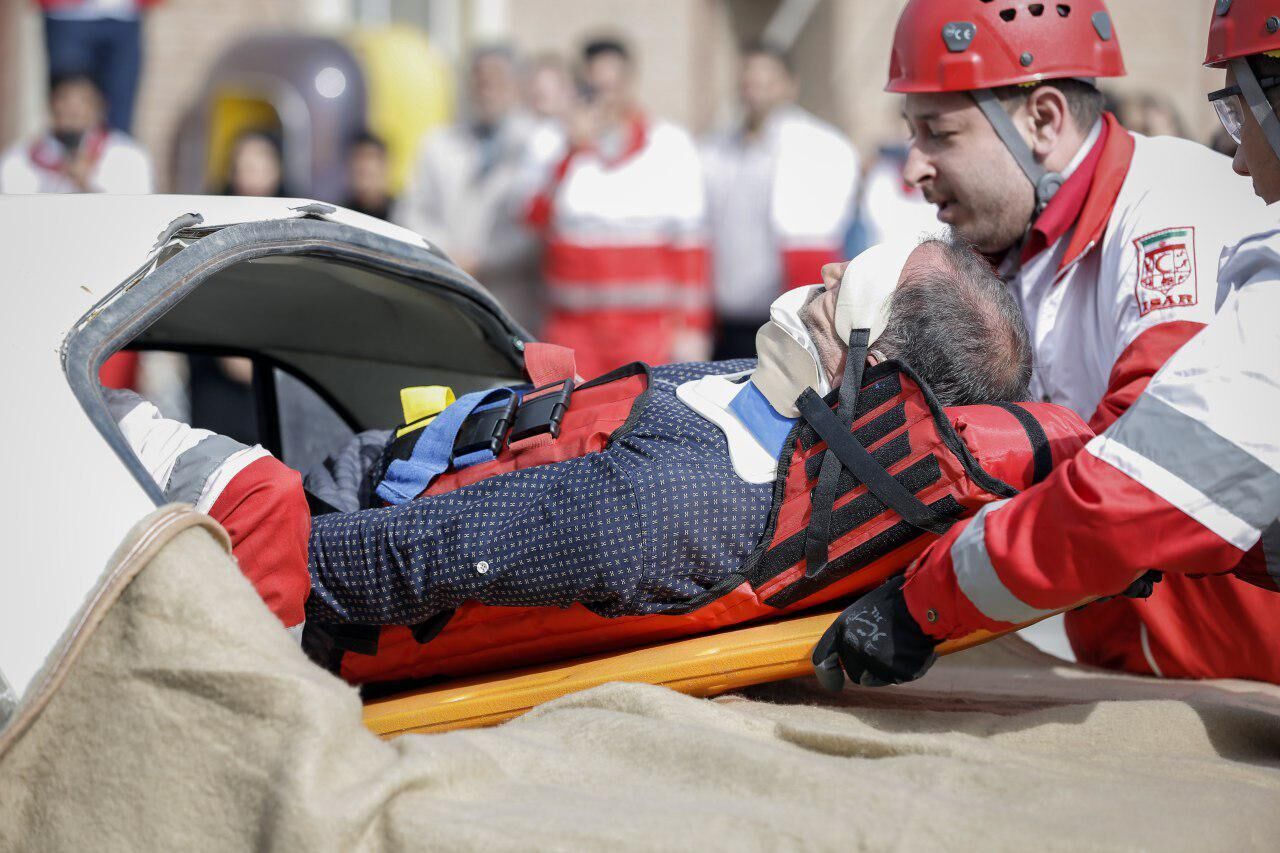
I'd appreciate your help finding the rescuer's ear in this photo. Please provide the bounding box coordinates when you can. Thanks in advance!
[1023,85,1070,160]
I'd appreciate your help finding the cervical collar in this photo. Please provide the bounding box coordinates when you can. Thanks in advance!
[753,239,918,417]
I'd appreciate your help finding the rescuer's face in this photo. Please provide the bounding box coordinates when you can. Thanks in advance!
[1224,65,1280,205]
[902,92,1035,255]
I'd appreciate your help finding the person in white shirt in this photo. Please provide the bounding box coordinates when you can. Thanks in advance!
[0,72,153,195]
[393,45,541,332]
[701,42,859,359]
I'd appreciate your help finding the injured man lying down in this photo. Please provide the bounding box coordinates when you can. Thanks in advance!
[110,237,1093,684]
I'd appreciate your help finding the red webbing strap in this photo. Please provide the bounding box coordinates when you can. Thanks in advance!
[509,343,580,452]
[523,342,579,387]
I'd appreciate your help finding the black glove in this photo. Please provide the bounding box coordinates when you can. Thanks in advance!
[1121,570,1163,599]
[811,574,939,691]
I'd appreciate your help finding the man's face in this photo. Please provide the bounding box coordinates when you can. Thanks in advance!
[50,80,104,138]
[902,92,1035,254]
[799,243,945,386]
[1224,65,1280,205]
[739,54,794,121]
[529,64,572,119]
[471,54,519,124]
[583,53,633,114]
[229,136,282,198]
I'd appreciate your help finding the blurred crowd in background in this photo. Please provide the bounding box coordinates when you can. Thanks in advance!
[0,0,1240,439]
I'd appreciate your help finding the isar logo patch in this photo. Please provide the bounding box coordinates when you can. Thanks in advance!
[1133,227,1197,317]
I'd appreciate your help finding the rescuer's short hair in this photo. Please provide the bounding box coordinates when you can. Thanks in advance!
[582,37,632,66]
[875,237,1032,406]
[992,78,1108,132]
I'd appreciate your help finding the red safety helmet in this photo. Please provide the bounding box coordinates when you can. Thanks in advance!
[1205,0,1280,66]
[887,0,1126,93]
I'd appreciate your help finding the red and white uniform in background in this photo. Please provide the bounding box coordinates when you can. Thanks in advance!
[904,228,1280,682]
[526,114,709,379]
[107,390,310,634]
[701,105,858,306]
[0,126,153,195]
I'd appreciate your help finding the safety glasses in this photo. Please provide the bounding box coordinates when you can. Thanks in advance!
[1208,76,1280,143]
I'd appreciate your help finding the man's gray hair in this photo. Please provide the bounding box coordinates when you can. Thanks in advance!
[874,237,1032,406]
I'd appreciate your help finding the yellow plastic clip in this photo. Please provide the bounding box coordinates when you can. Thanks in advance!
[396,386,456,438]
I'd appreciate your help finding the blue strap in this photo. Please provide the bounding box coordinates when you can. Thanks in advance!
[729,381,797,460]
[376,389,513,505]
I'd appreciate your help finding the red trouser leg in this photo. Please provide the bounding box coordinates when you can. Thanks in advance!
[1065,572,1280,683]
[206,456,311,629]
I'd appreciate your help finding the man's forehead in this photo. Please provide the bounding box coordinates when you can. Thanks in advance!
[901,91,975,121]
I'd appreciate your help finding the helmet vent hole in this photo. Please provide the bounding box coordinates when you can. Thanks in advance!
[999,8,1017,22]
[1057,4,1071,16]
[1029,3,1044,15]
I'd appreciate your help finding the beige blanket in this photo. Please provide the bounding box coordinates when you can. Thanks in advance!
[2,512,1279,851]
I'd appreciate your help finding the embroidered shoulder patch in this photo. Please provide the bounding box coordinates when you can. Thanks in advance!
[1133,227,1197,317]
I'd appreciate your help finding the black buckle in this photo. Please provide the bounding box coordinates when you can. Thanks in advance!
[510,378,574,443]
[453,394,518,458]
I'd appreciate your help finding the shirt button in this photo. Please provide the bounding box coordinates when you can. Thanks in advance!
[476,560,490,574]
[926,609,939,623]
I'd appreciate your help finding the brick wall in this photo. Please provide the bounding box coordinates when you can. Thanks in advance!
[134,0,318,190]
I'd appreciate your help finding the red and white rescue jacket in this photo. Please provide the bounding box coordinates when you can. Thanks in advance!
[982,113,1280,679]
[1006,114,1265,431]
[526,114,709,378]
[701,105,858,298]
[905,228,1280,683]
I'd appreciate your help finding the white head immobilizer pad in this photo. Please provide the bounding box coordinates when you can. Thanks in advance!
[752,239,920,417]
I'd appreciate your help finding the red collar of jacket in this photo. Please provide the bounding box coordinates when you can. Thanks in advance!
[584,111,649,169]
[29,125,109,172]
[1019,112,1135,277]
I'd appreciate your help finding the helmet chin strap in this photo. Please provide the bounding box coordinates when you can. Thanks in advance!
[970,88,1064,217]
[1232,57,1280,163]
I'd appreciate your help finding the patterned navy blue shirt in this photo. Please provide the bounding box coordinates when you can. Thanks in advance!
[307,360,776,626]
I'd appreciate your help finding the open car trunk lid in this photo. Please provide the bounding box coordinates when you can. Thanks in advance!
[0,193,526,736]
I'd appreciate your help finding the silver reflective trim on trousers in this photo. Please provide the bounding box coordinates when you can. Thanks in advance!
[164,434,249,506]
[951,500,1057,625]
[1107,394,1280,533]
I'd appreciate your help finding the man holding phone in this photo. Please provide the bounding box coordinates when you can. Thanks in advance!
[0,72,153,195]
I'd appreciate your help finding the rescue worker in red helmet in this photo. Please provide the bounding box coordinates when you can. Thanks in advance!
[814,0,1280,689]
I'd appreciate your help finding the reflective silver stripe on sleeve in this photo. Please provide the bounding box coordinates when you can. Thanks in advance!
[1107,394,1280,533]
[164,434,249,506]
[1262,521,1280,590]
[951,500,1058,625]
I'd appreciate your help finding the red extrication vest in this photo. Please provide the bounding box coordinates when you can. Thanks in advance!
[321,347,1092,687]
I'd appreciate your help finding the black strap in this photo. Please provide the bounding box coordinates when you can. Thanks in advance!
[797,387,955,537]
[804,330,870,574]
[993,402,1053,485]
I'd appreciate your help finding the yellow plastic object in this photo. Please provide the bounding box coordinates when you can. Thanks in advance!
[344,25,455,194]
[361,611,1011,738]
[204,92,281,191]
[396,385,455,437]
